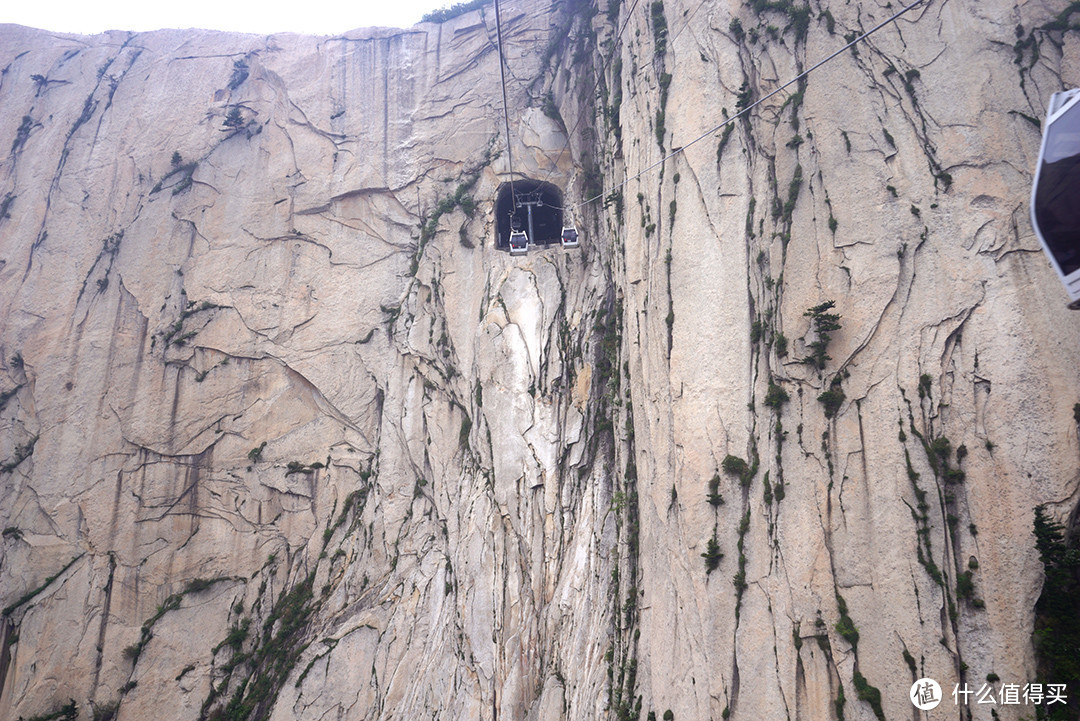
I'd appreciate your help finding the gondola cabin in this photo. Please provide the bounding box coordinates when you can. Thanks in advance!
[561,224,580,249]
[495,179,566,252]
[1031,88,1080,309]
[509,230,528,256]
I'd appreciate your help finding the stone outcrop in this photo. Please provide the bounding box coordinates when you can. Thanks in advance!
[0,1,1077,720]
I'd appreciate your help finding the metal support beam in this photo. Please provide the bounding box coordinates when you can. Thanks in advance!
[515,191,542,245]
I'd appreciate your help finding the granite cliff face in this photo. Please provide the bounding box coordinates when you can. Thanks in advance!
[0,1,1077,720]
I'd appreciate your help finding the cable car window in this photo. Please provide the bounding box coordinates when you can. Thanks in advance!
[1042,101,1080,163]
[1032,94,1080,281]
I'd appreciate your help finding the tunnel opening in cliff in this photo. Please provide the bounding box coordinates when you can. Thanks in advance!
[494,179,564,249]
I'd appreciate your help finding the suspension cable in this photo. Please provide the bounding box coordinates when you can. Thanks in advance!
[493,0,517,205]
[569,0,929,211]
[538,0,643,193]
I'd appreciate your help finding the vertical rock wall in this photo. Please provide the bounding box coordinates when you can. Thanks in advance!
[590,0,1080,719]
[0,4,618,720]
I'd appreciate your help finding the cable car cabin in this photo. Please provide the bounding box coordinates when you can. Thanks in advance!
[1031,88,1080,309]
[509,230,529,256]
[561,225,580,249]
[495,179,565,252]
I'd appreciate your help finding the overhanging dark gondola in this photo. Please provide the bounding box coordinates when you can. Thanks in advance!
[1031,88,1080,309]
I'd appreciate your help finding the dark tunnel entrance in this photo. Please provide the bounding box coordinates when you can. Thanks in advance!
[495,179,564,250]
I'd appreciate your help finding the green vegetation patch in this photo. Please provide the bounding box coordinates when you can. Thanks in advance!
[803,300,841,370]
[21,699,78,721]
[834,593,859,649]
[422,0,490,23]
[702,535,723,573]
[818,376,845,418]
[852,672,884,721]
[1032,505,1080,713]
[651,1,668,57]
[3,553,84,616]
[204,572,318,721]
[764,381,789,409]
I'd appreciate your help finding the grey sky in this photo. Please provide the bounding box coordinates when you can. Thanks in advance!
[3,0,448,35]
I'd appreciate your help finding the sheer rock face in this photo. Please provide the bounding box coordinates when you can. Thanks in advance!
[0,1,1077,720]
[0,6,612,720]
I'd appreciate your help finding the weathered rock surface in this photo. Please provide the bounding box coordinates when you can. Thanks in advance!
[0,1,1077,720]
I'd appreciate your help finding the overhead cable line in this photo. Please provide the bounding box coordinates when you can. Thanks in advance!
[666,0,710,48]
[493,0,517,201]
[538,0,643,190]
[540,0,702,211]
[632,0,710,81]
[570,0,929,211]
